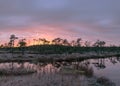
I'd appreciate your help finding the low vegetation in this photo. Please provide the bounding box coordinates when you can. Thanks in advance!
[0,68,36,76]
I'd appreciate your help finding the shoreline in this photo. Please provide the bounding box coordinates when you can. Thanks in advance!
[0,52,119,63]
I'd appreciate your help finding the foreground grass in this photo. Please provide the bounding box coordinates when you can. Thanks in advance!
[0,71,115,86]
[0,60,116,86]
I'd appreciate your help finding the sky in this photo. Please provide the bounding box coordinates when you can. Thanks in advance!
[0,0,120,45]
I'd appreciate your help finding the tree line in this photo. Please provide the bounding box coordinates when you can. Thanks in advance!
[0,34,119,55]
[0,34,107,48]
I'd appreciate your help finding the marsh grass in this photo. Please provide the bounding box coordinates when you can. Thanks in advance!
[78,65,94,77]
[59,63,94,78]
[0,61,116,86]
[0,68,37,76]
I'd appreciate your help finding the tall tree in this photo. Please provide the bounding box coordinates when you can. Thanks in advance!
[76,38,82,47]
[93,40,106,47]
[70,40,76,46]
[8,34,18,53]
[39,38,50,45]
[62,39,70,46]
[52,38,63,45]
[84,41,91,47]
[33,39,38,45]
[18,39,27,55]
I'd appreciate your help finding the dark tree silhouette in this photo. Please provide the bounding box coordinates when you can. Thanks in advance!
[62,39,70,46]
[76,38,82,47]
[33,39,38,45]
[18,39,27,55]
[52,38,63,45]
[0,44,4,48]
[70,40,76,46]
[93,40,106,47]
[8,34,18,54]
[39,38,50,45]
[38,38,42,45]
[84,41,91,47]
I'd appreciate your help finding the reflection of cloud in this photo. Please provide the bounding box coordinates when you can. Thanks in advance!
[0,0,120,45]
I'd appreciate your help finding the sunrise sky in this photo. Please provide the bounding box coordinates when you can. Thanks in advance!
[0,0,120,45]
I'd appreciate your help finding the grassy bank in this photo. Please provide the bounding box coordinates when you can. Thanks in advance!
[0,52,119,63]
[0,45,120,54]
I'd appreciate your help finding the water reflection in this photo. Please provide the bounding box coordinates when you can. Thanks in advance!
[89,57,120,86]
[92,58,106,69]
[0,57,119,86]
[90,57,120,69]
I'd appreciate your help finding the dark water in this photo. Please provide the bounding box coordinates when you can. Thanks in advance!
[0,57,120,86]
[89,57,120,86]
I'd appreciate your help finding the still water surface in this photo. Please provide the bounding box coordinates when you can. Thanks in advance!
[0,57,120,86]
[90,57,120,86]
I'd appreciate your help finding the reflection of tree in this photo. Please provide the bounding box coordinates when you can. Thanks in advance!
[19,62,25,69]
[93,59,106,69]
[10,62,14,70]
[39,63,47,67]
[74,62,94,77]
[53,62,61,68]
[116,57,120,62]
[83,60,90,66]
[109,57,117,64]
[52,62,72,69]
